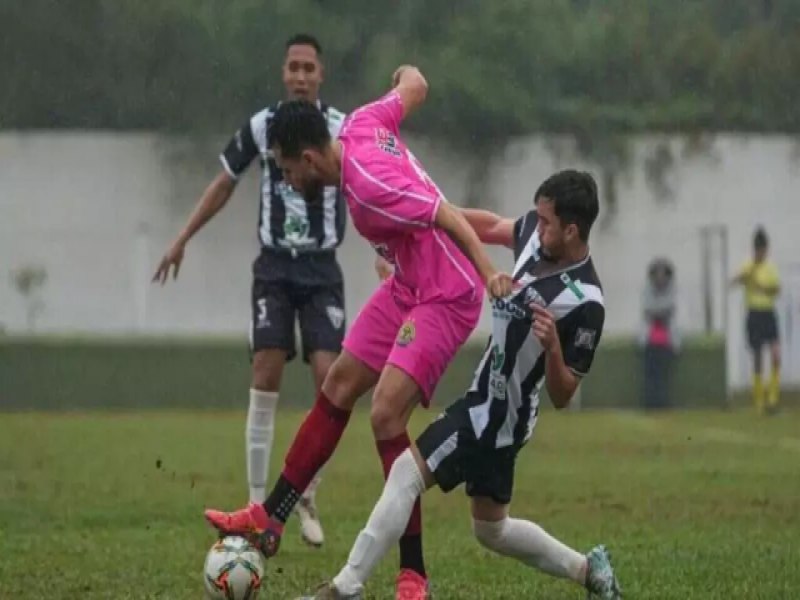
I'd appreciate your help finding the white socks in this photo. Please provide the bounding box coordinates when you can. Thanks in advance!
[246,389,278,504]
[472,518,587,584]
[333,449,426,595]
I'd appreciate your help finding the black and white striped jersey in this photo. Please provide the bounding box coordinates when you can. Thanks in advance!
[464,210,605,449]
[220,102,347,252]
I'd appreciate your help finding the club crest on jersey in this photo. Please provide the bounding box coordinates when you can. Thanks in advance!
[376,128,401,157]
[326,306,345,330]
[397,320,416,346]
[575,328,597,350]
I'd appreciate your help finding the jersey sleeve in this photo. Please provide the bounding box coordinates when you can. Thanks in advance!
[346,91,405,136]
[219,109,268,179]
[561,301,605,377]
[512,210,538,260]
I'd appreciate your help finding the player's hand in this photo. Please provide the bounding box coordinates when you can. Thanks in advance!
[375,256,394,282]
[530,303,560,353]
[487,271,514,299]
[152,239,186,285]
[392,65,414,87]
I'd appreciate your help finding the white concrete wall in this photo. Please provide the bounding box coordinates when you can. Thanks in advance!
[2,132,799,389]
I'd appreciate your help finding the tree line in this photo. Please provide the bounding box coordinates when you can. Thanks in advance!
[2,0,798,147]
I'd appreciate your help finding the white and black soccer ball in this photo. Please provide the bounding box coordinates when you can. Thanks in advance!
[203,536,264,600]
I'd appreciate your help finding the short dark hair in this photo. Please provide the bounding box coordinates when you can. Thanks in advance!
[753,227,768,250]
[268,100,331,159]
[534,170,599,242]
[285,33,322,55]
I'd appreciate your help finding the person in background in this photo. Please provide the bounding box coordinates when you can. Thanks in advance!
[153,34,345,546]
[640,258,679,410]
[731,227,781,414]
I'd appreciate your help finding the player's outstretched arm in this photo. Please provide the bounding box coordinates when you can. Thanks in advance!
[434,201,513,298]
[460,209,515,248]
[152,171,236,284]
[391,65,429,120]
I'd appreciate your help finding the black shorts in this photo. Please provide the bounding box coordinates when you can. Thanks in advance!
[416,396,521,506]
[746,310,779,351]
[250,250,346,363]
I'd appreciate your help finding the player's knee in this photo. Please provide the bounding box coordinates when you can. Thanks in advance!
[321,358,360,410]
[472,518,508,551]
[369,401,402,438]
[251,352,283,391]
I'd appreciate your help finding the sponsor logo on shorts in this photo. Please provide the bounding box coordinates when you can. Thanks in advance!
[326,306,345,330]
[575,327,597,350]
[396,320,416,346]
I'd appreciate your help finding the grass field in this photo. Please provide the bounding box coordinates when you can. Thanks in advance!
[1,407,798,599]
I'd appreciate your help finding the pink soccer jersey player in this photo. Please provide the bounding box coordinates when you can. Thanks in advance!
[205,66,512,600]
[338,89,484,404]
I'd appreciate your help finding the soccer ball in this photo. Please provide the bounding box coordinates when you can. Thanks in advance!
[203,536,264,600]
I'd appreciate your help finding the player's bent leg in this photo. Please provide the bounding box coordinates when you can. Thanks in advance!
[206,351,378,557]
[470,497,621,599]
[294,409,463,599]
[370,365,430,598]
[318,448,432,600]
[247,349,286,504]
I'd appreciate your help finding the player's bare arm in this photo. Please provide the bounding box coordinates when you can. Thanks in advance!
[531,303,579,409]
[152,171,237,284]
[391,65,429,119]
[434,201,513,298]
[460,208,515,248]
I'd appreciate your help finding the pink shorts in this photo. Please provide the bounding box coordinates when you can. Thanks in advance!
[343,281,482,406]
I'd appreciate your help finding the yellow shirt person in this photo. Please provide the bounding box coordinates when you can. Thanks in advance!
[737,259,780,311]
[731,227,781,414]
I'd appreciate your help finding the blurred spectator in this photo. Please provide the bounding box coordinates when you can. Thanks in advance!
[640,258,679,410]
[730,227,781,415]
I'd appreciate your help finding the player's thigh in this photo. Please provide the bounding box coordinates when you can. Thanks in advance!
[465,445,518,507]
[251,278,296,361]
[299,282,346,364]
[341,281,404,377]
[370,364,425,439]
[386,297,481,407]
[415,398,477,493]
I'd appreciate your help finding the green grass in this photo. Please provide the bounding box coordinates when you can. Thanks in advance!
[1,407,798,599]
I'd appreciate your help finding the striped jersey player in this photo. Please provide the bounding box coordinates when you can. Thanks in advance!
[298,170,623,600]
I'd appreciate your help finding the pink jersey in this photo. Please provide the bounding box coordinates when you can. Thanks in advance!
[338,91,482,305]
